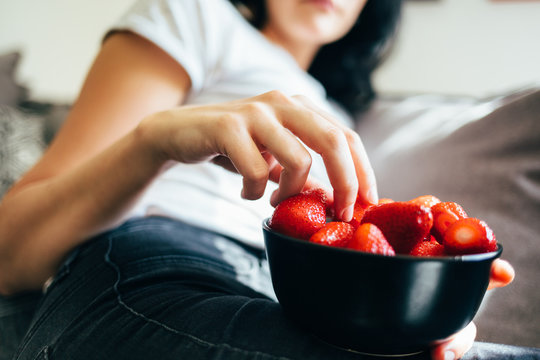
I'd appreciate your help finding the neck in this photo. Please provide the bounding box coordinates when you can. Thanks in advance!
[261,27,320,70]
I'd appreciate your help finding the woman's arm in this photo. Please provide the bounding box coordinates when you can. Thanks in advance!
[0,33,378,296]
[0,32,191,294]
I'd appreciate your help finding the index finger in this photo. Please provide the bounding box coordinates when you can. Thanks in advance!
[273,103,359,221]
[292,95,378,206]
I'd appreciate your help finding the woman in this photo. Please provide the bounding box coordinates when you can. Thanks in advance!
[0,0,513,359]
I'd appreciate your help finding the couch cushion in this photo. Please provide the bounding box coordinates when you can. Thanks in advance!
[356,88,540,348]
[0,52,28,106]
[0,106,45,198]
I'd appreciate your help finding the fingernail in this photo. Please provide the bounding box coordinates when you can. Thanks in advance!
[444,350,456,360]
[339,205,353,222]
[367,187,378,205]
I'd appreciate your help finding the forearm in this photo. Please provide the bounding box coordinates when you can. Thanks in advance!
[0,126,169,294]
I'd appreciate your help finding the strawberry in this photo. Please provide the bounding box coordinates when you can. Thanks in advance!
[408,195,441,208]
[410,238,446,257]
[443,218,497,255]
[348,223,395,256]
[431,202,468,243]
[360,202,433,254]
[309,221,355,248]
[347,199,369,229]
[304,188,328,207]
[347,197,393,229]
[269,190,326,240]
[305,187,335,218]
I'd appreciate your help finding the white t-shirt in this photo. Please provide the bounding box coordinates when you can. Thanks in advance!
[110,0,350,248]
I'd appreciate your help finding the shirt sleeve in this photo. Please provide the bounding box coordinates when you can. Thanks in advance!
[105,0,239,94]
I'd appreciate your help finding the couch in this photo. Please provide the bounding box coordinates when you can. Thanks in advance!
[357,87,540,348]
[1,50,539,357]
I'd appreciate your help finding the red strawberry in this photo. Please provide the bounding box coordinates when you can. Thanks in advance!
[347,196,393,229]
[305,187,335,218]
[360,202,433,254]
[431,202,468,243]
[410,238,446,257]
[348,223,395,256]
[408,195,441,208]
[443,218,497,255]
[309,222,355,248]
[269,190,326,240]
[347,199,369,229]
[304,188,328,207]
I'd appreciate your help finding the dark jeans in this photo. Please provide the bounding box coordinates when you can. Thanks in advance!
[2,217,540,359]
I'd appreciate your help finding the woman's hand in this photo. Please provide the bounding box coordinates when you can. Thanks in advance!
[139,90,378,220]
[430,259,515,360]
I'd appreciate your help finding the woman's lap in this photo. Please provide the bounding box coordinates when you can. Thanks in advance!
[8,216,539,360]
[10,217,384,360]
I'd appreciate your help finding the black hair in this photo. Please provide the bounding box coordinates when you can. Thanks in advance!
[229,0,403,115]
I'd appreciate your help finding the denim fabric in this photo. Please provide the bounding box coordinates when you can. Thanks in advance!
[0,291,41,360]
[4,217,540,360]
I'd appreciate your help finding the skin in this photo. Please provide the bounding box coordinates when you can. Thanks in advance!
[262,0,368,69]
[0,0,514,359]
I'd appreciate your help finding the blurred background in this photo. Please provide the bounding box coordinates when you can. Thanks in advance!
[1,0,540,103]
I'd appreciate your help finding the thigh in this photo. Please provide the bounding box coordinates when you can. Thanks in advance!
[0,291,41,360]
[15,217,392,360]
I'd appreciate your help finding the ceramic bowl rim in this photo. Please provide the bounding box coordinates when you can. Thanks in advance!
[263,218,503,262]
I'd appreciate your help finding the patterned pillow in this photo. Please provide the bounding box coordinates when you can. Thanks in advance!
[0,106,45,198]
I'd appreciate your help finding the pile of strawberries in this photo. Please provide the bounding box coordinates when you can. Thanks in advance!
[268,189,497,257]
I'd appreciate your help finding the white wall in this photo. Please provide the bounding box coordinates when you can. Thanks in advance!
[1,0,540,102]
[0,0,134,102]
[373,0,540,97]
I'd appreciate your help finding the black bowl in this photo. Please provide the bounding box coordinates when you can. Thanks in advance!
[263,219,502,355]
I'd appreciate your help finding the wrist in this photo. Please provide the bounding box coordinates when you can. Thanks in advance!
[134,114,171,167]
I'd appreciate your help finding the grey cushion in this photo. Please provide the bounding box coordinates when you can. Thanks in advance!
[0,52,28,106]
[356,87,540,348]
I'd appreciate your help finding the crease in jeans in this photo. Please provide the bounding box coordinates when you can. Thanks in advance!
[103,235,293,360]
[14,265,108,360]
[30,346,49,360]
